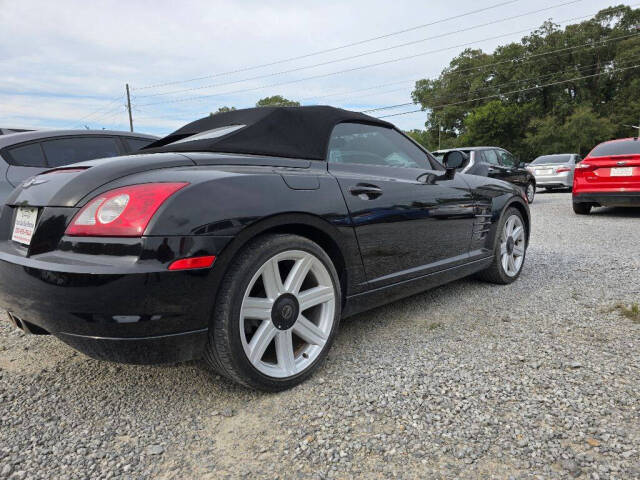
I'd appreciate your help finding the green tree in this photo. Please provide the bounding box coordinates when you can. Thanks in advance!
[525,107,615,156]
[562,106,615,155]
[409,5,639,156]
[210,106,236,116]
[405,129,431,148]
[457,101,531,158]
[255,95,300,107]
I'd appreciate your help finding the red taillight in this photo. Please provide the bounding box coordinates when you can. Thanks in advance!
[168,256,216,271]
[556,167,571,173]
[66,182,188,237]
[575,162,593,170]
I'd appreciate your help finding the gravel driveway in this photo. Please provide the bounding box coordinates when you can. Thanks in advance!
[1,191,639,480]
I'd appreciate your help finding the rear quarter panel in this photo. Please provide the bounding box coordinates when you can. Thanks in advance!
[95,161,368,297]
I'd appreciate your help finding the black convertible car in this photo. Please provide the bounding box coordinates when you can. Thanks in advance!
[0,107,529,391]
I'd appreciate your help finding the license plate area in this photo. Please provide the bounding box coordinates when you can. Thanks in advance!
[610,167,633,177]
[12,207,39,245]
[537,169,552,175]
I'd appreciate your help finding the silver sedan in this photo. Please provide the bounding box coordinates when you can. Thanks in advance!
[526,154,581,191]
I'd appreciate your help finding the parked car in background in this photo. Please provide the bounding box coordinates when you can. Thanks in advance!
[573,138,640,214]
[0,106,529,391]
[0,130,157,203]
[432,146,536,203]
[0,128,35,135]
[527,154,580,191]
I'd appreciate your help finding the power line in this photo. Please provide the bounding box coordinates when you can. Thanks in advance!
[79,103,127,126]
[132,0,521,91]
[132,31,640,127]
[361,54,640,114]
[131,56,640,127]
[133,0,585,100]
[375,63,640,118]
[309,28,640,106]
[67,94,124,128]
[300,78,416,103]
[135,9,634,108]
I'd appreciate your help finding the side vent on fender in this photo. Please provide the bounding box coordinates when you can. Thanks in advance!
[472,204,492,240]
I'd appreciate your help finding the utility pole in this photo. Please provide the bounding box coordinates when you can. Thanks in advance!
[125,83,134,132]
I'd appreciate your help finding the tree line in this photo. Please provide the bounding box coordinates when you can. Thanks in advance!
[406,5,640,159]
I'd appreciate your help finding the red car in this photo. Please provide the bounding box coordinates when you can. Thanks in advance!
[572,137,640,214]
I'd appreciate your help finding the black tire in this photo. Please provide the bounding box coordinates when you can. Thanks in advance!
[572,202,591,215]
[204,234,341,391]
[525,182,536,204]
[476,207,527,285]
[543,187,554,192]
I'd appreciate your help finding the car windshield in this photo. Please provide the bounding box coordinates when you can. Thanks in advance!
[531,155,573,165]
[589,139,640,157]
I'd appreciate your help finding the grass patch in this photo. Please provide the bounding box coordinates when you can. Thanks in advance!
[613,302,640,323]
[427,321,443,331]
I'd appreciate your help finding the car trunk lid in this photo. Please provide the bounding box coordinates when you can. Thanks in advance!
[582,154,640,187]
[1,153,195,258]
[4,153,194,208]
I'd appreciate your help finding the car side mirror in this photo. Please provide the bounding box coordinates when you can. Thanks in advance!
[442,150,468,178]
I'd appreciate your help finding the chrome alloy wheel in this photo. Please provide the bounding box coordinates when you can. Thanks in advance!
[240,250,336,378]
[526,183,535,203]
[500,214,526,277]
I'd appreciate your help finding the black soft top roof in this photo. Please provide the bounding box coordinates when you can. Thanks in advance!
[142,106,394,160]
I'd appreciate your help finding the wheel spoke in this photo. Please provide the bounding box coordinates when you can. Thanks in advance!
[262,258,284,299]
[513,245,525,256]
[502,253,510,272]
[505,217,514,235]
[247,320,277,364]
[298,285,334,311]
[242,297,273,320]
[500,242,508,256]
[508,254,516,273]
[512,226,524,242]
[284,255,313,294]
[275,330,296,375]
[293,315,327,346]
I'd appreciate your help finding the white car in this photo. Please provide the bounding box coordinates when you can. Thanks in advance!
[527,154,580,191]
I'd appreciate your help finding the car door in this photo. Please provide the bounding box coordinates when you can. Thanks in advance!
[495,149,527,187]
[326,122,476,288]
[481,149,503,181]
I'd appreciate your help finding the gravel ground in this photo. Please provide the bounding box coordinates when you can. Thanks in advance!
[1,191,639,480]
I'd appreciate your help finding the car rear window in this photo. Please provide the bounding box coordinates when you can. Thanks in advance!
[124,137,154,151]
[531,155,573,164]
[41,136,120,167]
[589,140,640,157]
[4,143,47,167]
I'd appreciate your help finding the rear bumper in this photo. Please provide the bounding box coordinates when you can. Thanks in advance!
[534,173,572,187]
[0,239,228,364]
[573,191,640,207]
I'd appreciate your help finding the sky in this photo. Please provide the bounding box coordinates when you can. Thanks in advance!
[0,0,636,137]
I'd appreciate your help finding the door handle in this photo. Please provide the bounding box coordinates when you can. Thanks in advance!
[349,183,382,199]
